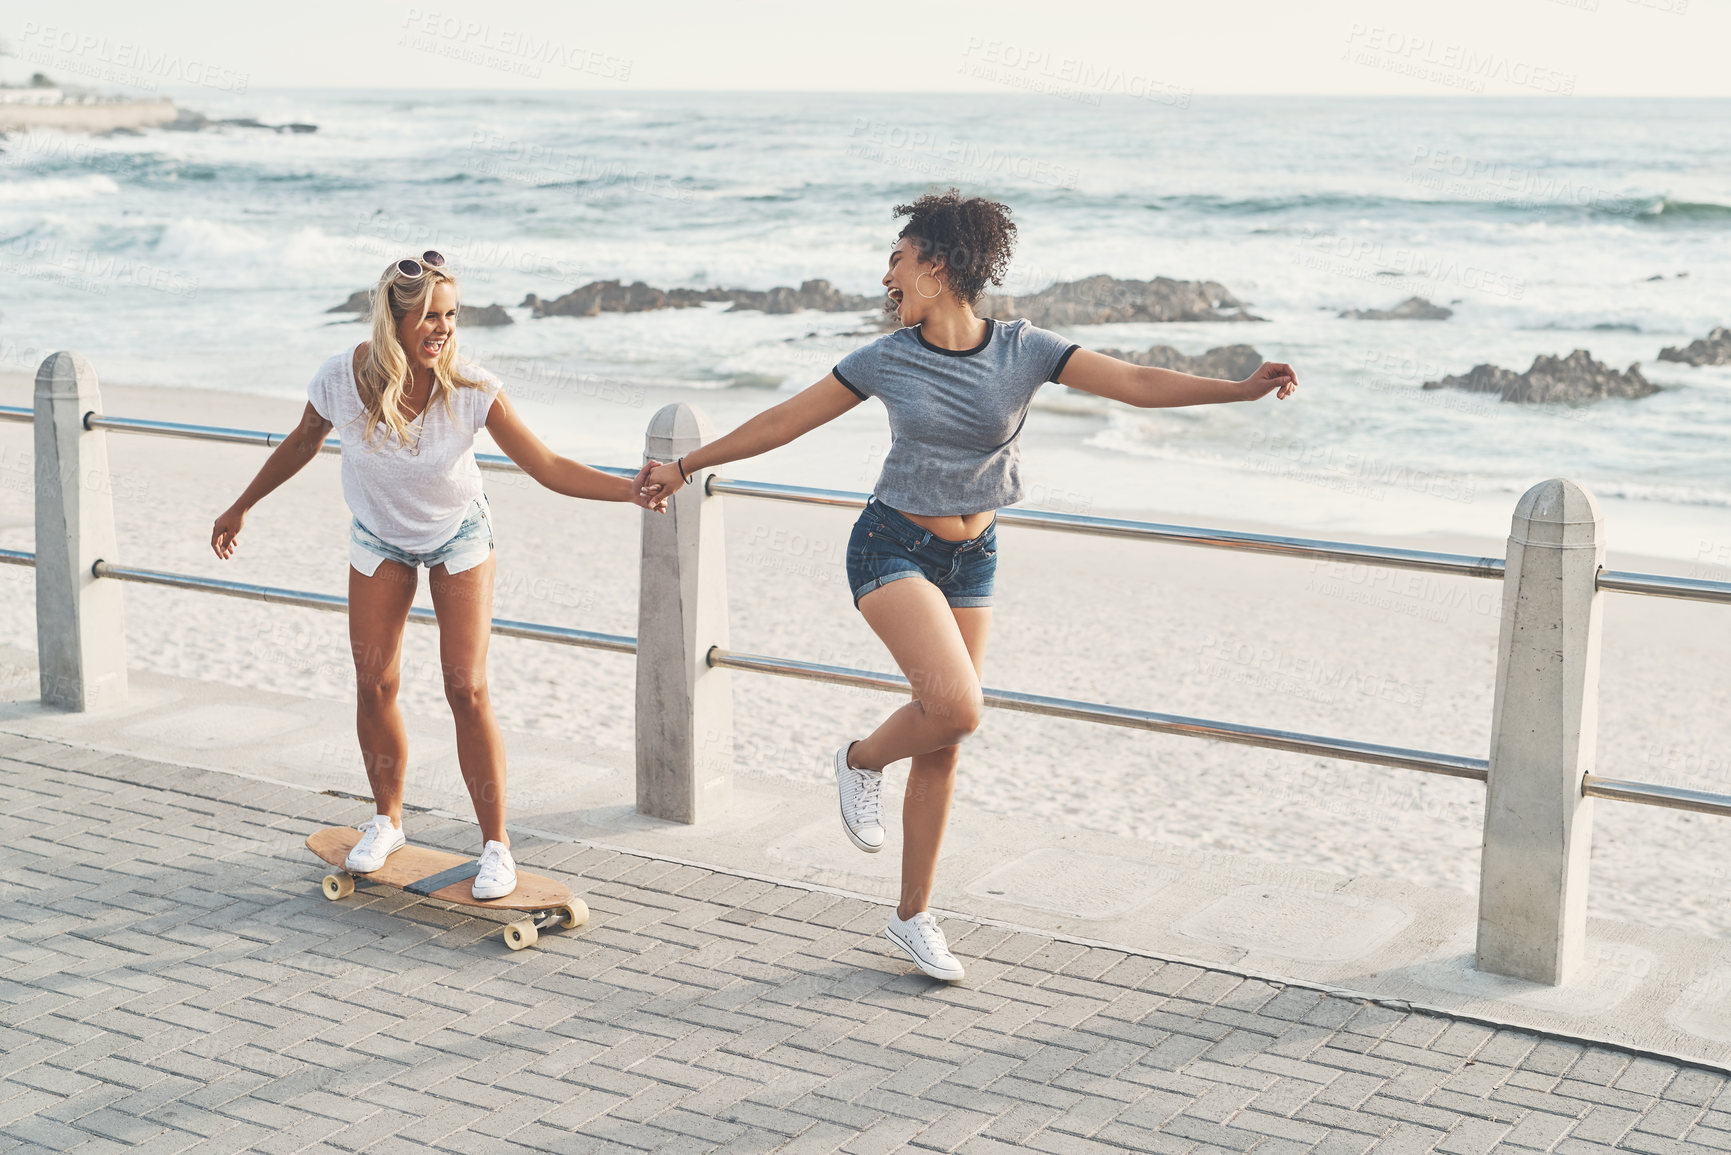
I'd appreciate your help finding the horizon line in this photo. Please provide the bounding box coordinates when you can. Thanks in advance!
[78,85,1731,100]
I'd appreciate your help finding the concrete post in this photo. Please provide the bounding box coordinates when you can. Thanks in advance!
[1476,479,1603,985]
[34,352,128,711]
[635,403,732,823]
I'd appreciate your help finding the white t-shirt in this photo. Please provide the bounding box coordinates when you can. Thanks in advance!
[307,344,503,553]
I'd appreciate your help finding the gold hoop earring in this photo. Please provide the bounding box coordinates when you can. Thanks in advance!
[915,272,943,299]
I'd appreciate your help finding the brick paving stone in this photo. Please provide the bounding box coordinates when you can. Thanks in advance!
[1433,1117,1512,1155]
[4,750,1729,1153]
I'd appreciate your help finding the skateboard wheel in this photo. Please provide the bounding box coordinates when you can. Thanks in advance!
[322,873,354,901]
[556,901,588,930]
[503,919,538,951]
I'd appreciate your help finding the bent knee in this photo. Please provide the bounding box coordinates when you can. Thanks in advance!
[444,680,492,716]
[924,695,983,746]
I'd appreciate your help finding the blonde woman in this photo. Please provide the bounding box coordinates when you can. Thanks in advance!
[212,251,661,899]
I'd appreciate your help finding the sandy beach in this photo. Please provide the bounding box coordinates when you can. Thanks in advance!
[0,98,177,134]
[1,367,1727,945]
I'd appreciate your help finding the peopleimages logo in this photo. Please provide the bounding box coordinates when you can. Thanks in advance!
[1342,24,1576,95]
[17,22,251,94]
[959,37,1191,107]
[399,9,631,81]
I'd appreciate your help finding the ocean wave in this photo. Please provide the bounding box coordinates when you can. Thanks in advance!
[1103,190,1731,227]
[1629,198,1731,224]
[1563,478,1731,509]
[0,175,120,203]
[1524,195,1731,224]
[150,219,366,276]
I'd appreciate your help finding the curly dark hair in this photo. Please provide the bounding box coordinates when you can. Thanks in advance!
[892,189,1017,306]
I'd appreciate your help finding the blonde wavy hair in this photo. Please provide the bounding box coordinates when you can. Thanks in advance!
[356,259,489,449]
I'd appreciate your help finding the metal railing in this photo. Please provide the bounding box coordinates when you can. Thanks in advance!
[708,477,1511,580]
[12,362,1731,985]
[707,648,1490,780]
[8,401,1726,807]
[91,561,635,655]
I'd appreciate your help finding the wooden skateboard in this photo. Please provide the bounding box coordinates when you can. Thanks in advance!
[306,826,588,951]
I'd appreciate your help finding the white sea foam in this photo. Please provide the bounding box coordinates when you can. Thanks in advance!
[0,174,120,203]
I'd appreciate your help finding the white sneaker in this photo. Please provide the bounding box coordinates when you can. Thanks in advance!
[835,742,884,853]
[885,910,965,982]
[344,814,405,873]
[472,841,517,900]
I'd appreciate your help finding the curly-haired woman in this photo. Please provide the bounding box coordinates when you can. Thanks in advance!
[642,192,1297,979]
[212,252,660,900]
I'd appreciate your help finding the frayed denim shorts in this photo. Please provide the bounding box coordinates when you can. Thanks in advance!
[846,497,996,609]
[350,494,493,578]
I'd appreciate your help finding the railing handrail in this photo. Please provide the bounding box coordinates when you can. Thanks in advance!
[3,406,645,482]
[14,546,1728,816]
[708,647,1490,780]
[92,561,637,655]
[21,402,1725,602]
[1597,569,1731,606]
[707,476,1508,579]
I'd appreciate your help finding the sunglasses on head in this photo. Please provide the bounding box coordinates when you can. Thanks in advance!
[395,250,446,277]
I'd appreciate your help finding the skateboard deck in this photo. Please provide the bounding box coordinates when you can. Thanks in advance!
[307,826,588,950]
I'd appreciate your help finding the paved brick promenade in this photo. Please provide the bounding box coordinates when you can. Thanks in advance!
[4,739,1731,1154]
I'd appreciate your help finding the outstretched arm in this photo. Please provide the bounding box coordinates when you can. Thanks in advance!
[484,390,659,505]
[211,402,333,559]
[639,375,863,500]
[1056,348,1297,408]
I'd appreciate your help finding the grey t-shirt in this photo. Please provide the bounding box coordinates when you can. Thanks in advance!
[833,318,1079,517]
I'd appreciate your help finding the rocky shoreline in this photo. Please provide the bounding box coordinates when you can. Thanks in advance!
[1093,344,1265,381]
[1659,326,1731,367]
[1338,296,1452,321]
[979,274,1263,326]
[1423,350,1657,404]
[519,278,876,318]
[325,292,514,328]
[327,272,1269,329]
[314,273,1717,407]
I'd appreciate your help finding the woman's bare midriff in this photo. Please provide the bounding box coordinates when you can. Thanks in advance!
[896,507,996,542]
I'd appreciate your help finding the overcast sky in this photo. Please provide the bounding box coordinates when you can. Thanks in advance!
[10,0,1723,97]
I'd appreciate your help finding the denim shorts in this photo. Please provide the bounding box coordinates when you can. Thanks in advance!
[350,494,494,578]
[846,498,996,609]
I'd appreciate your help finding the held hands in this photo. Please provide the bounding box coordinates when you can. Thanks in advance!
[211,505,245,559]
[636,459,688,508]
[631,460,673,513]
[1240,362,1298,401]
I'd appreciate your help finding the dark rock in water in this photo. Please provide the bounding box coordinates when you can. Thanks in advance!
[326,289,372,314]
[166,110,318,134]
[1095,344,1264,381]
[977,275,1263,326]
[528,280,708,317]
[526,278,875,318]
[724,279,878,314]
[328,290,510,326]
[1423,350,1657,404]
[1338,296,1452,321]
[1658,326,1731,366]
[458,304,512,327]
